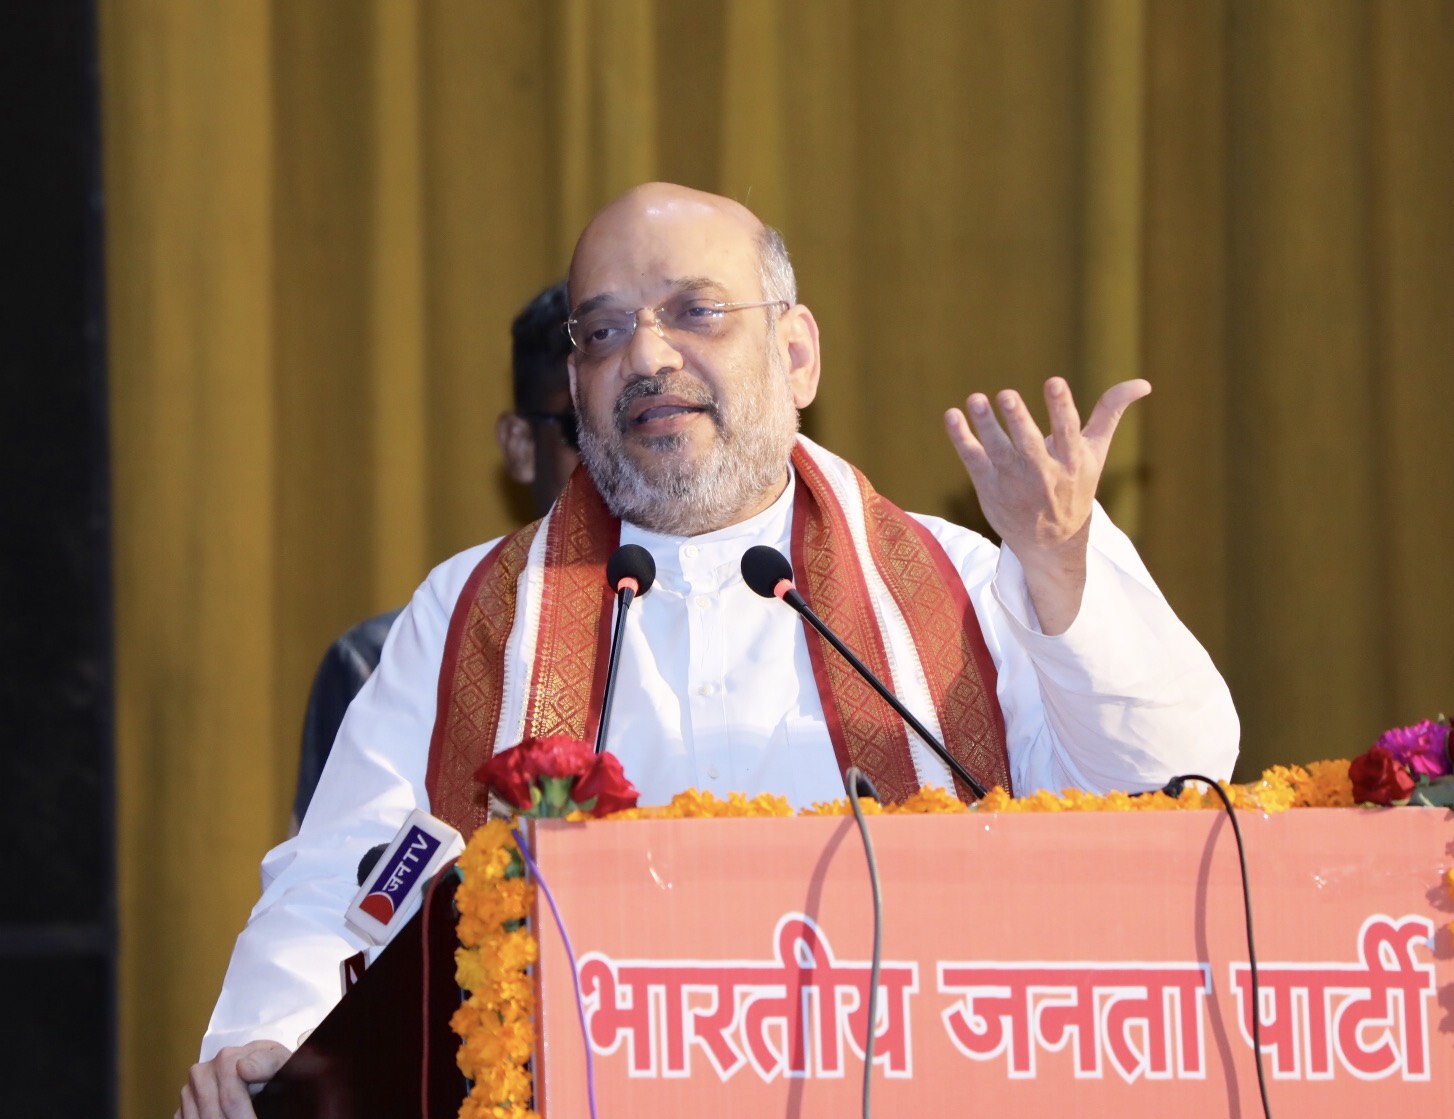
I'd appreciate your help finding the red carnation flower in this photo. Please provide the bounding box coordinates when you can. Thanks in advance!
[525,735,597,780]
[572,751,640,817]
[475,745,533,811]
[1348,745,1417,806]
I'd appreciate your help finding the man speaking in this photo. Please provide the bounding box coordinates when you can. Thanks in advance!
[178,183,1237,1119]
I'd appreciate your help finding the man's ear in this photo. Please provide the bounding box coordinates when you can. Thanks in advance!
[496,411,536,485]
[781,304,821,409]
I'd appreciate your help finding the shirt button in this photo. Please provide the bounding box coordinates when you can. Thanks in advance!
[694,594,710,609]
[698,683,716,696]
[684,544,699,558]
[707,765,721,779]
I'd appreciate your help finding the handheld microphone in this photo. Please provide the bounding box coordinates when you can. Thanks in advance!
[344,809,464,946]
[741,545,989,800]
[596,544,657,754]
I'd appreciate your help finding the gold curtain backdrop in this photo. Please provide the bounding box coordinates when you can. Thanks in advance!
[100,2,1453,1116]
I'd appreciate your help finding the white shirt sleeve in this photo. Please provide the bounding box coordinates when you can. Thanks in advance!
[199,543,491,1059]
[918,503,1239,796]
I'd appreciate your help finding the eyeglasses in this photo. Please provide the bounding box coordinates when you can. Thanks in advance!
[565,294,789,361]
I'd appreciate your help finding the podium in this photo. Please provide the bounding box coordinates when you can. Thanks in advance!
[251,871,467,1119]
[257,808,1453,1117]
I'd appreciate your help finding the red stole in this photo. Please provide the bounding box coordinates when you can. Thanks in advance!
[426,447,1011,838]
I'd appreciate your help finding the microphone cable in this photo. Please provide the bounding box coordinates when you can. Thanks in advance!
[1166,774,1272,1119]
[843,766,884,1119]
[511,825,600,1119]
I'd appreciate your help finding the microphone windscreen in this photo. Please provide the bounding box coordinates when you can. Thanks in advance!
[356,843,387,886]
[741,545,794,599]
[606,543,656,596]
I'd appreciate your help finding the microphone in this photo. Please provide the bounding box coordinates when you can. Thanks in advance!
[741,545,989,800]
[596,544,657,754]
[356,844,388,886]
[344,809,464,946]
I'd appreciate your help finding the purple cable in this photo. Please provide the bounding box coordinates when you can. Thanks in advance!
[511,825,599,1119]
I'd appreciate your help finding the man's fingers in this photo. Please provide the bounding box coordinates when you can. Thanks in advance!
[221,1040,290,1117]
[217,1068,258,1119]
[1043,377,1082,460]
[944,406,992,479]
[236,1041,291,1084]
[992,390,1050,460]
[1082,378,1152,446]
[184,1060,222,1119]
[207,1050,254,1119]
[179,1041,288,1119]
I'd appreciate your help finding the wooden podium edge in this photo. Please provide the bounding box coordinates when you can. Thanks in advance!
[253,868,468,1119]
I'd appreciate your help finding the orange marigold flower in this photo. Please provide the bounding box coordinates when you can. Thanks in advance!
[894,786,969,814]
[1303,758,1355,807]
[974,787,1015,812]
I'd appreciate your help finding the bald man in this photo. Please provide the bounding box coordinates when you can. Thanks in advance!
[180,184,1237,1117]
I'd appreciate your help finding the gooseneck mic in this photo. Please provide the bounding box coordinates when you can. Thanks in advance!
[596,545,657,754]
[741,545,989,800]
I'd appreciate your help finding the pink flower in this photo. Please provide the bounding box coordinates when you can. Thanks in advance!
[1374,719,1452,780]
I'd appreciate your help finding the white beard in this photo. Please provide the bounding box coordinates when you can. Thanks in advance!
[576,347,799,537]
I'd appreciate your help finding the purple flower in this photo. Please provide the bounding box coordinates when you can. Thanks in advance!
[1374,719,1452,780]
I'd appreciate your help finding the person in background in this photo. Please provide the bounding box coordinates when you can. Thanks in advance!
[289,280,577,831]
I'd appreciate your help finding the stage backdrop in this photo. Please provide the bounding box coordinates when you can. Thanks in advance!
[99,3,1454,1118]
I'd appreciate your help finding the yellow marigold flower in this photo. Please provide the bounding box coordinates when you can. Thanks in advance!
[495,927,539,971]
[1029,789,1066,812]
[1303,758,1355,807]
[894,785,968,814]
[455,948,490,994]
[974,787,1015,812]
[478,1061,533,1107]
[1100,790,1137,812]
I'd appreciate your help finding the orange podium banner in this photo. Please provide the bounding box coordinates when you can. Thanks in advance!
[526,808,1453,1116]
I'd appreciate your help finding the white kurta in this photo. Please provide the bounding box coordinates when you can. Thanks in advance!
[200,462,1238,1059]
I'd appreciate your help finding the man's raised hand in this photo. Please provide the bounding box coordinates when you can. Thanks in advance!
[944,376,1151,634]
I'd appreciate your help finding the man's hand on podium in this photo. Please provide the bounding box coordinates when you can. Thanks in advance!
[176,1039,291,1119]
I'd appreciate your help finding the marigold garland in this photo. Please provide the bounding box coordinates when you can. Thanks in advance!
[451,755,1451,1118]
[451,818,538,1119]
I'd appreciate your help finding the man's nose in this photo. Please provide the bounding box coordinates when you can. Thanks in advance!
[621,307,684,379]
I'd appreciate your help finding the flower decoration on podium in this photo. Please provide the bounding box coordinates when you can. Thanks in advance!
[1349,716,1454,806]
[447,718,1451,1119]
[452,736,639,1119]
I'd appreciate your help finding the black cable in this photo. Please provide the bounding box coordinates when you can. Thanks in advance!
[1174,774,1272,1119]
[843,767,883,1119]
